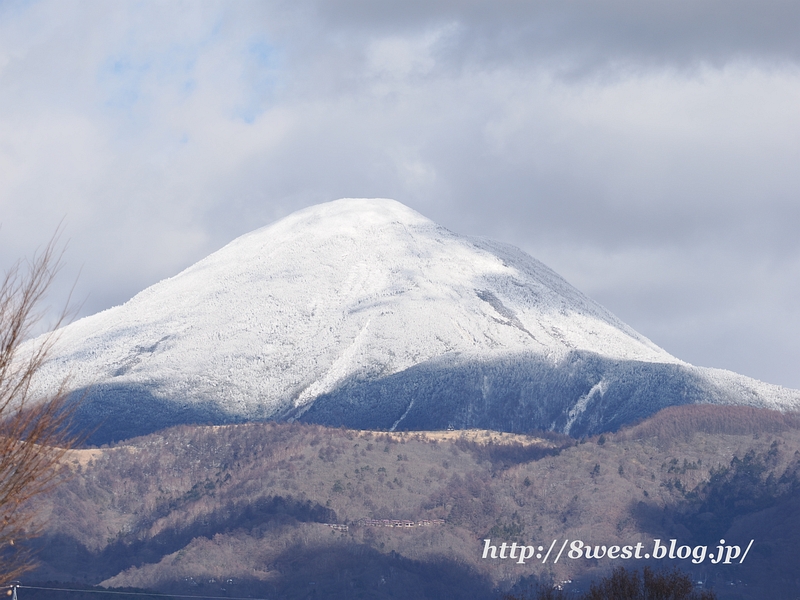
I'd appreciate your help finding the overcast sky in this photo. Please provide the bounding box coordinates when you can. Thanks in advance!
[2,0,799,388]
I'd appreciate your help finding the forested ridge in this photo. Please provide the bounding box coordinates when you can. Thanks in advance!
[23,405,800,599]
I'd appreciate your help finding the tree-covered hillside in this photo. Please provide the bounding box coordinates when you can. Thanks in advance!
[25,405,800,599]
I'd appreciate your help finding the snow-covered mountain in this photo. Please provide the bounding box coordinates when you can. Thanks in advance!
[29,198,800,442]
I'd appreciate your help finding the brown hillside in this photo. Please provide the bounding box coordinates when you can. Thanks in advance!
[25,405,800,599]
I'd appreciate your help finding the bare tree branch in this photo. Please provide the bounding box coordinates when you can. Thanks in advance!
[0,233,78,583]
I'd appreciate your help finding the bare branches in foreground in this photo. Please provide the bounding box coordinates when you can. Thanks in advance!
[0,236,77,583]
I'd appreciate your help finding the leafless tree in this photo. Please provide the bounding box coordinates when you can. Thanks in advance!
[0,236,77,583]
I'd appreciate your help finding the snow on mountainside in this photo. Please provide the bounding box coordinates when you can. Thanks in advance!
[28,198,800,442]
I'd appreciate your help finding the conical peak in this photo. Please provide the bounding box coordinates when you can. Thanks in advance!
[46,197,677,371]
[186,198,441,275]
[246,198,435,244]
[26,198,800,443]
[281,198,432,228]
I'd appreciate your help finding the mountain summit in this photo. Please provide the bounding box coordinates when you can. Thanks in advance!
[31,199,800,442]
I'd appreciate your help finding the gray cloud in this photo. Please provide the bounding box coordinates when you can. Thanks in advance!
[303,0,800,67]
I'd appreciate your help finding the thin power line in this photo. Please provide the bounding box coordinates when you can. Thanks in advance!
[4,585,271,600]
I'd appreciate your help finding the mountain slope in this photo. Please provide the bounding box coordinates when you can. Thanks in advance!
[28,409,800,599]
[28,198,800,441]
